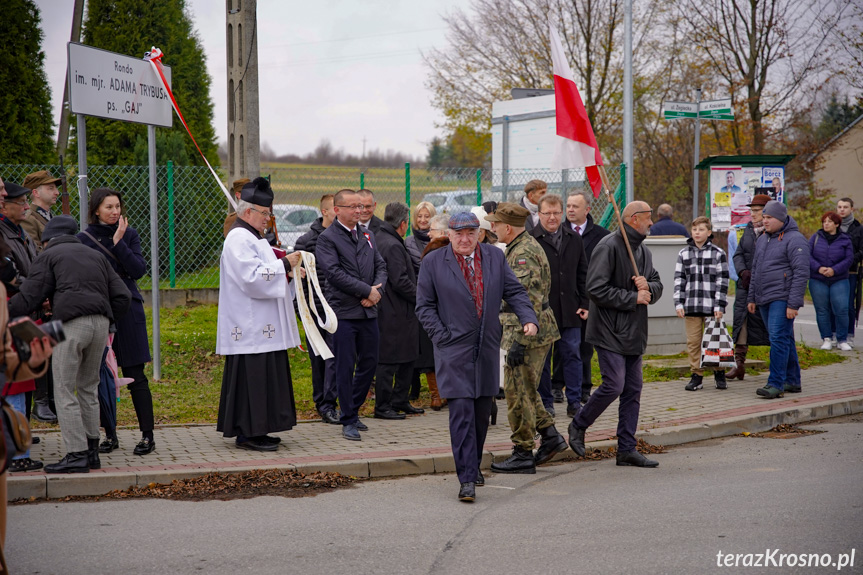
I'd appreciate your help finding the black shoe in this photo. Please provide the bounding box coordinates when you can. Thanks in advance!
[475,471,484,487]
[545,404,556,418]
[254,435,282,445]
[685,374,704,391]
[374,409,406,420]
[99,436,119,453]
[496,388,505,400]
[458,482,476,502]
[490,446,536,474]
[45,451,90,474]
[342,424,361,441]
[87,437,101,469]
[394,404,425,415]
[9,457,43,473]
[568,419,586,457]
[714,371,728,390]
[236,438,278,452]
[32,399,58,423]
[490,400,498,426]
[133,437,156,456]
[534,425,568,466]
[355,419,368,431]
[581,389,591,404]
[320,409,340,424]
[616,450,659,468]
[552,389,565,403]
[783,383,802,393]
[32,436,40,444]
[566,403,580,418]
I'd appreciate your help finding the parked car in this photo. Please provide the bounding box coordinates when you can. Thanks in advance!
[422,190,482,214]
[272,203,321,250]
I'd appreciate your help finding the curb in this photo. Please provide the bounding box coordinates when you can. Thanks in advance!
[10,395,863,501]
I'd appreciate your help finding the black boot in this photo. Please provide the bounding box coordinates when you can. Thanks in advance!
[87,437,101,469]
[32,398,58,423]
[714,370,728,390]
[490,446,536,474]
[684,373,704,391]
[534,425,568,466]
[44,451,90,474]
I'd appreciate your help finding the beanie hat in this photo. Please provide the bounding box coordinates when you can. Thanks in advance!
[41,215,79,242]
[762,200,787,221]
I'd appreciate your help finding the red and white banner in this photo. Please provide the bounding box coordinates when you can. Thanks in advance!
[548,23,604,197]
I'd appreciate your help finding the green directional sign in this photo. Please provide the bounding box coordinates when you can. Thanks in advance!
[699,98,733,120]
[662,101,698,119]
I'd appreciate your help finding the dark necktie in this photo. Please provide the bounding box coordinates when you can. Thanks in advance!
[351,228,358,242]
[575,225,581,235]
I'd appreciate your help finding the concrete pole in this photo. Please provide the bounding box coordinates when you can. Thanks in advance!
[76,114,88,231]
[226,0,260,184]
[148,125,161,381]
[56,0,85,159]
[693,88,702,220]
[623,0,633,202]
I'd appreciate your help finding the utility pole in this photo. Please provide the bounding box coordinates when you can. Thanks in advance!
[56,0,85,159]
[362,136,367,162]
[693,88,702,220]
[623,0,633,202]
[226,0,260,183]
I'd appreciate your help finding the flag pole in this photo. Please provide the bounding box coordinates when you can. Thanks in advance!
[597,165,640,277]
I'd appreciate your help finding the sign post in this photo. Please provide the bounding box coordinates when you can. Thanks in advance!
[67,42,172,380]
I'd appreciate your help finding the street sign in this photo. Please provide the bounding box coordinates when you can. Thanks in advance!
[662,101,698,119]
[67,42,172,127]
[699,98,734,121]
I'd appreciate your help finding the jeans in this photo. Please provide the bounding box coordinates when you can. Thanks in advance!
[539,327,583,408]
[5,393,30,459]
[810,278,849,342]
[759,300,801,391]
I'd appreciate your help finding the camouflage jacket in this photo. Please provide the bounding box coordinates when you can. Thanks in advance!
[500,231,560,349]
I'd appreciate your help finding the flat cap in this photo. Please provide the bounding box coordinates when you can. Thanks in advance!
[449,211,480,230]
[484,202,529,227]
[22,170,61,190]
[3,181,29,199]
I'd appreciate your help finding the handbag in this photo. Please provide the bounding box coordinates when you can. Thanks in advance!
[700,318,736,369]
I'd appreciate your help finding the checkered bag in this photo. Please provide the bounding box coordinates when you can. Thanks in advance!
[700,318,735,369]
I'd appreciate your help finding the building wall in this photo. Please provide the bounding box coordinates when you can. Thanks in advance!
[814,120,863,206]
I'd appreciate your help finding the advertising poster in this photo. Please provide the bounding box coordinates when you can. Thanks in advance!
[710,166,741,231]
[761,166,785,203]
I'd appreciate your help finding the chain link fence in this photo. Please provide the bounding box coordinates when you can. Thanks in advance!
[0,163,624,291]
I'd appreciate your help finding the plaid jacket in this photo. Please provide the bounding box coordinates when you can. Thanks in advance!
[674,239,729,315]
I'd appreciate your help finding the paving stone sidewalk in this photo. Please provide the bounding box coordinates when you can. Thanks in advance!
[10,351,863,500]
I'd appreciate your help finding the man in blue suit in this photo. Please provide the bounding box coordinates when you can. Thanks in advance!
[649,204,690,237]
[416,212,537,503]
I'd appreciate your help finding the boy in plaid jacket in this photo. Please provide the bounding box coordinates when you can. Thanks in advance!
[674,216,730,390]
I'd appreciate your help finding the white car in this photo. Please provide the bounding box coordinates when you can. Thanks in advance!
[422,190,482,214]
[272,203,321,250]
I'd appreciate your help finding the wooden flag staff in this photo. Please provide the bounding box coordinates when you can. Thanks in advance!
[596,164,640,277]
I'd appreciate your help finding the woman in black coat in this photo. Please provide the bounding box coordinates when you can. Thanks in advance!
[78,188,156,456]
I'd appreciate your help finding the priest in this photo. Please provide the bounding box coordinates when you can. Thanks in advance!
[216,177,303,452]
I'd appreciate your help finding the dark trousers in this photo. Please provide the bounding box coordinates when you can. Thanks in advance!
[539,327,583,408]
[123,363,154,434]
[25,360,55,419]
[849,275,859,336]
[375,362,412,412]
[332,318,379,426]
[447,396,493,483]
[580,324,594,396]
[308,331,337,413]
[573,347,643,453]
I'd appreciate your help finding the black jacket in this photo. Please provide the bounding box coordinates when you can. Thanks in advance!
[294,218,329,316]
[375,222,419,364]
[846,219,863,269]
[585,224,663,355]
[531,223,589,328]
[571,213,610,263]
[0,217,37,293]
[9,235,131,323]
[730,223,770,346]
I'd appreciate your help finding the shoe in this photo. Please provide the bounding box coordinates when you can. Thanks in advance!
[726,344,748,380]
[756,385,784,399]
[394,404,425,415]
[616,450,659,468]
[31,398,58,423]
[99,436,119,453]
[235,438,278,452]
[342,424,361,441]
[320,409,340,424]
[87,437,101,470]
[838,341,853,351]
[820,338,833,350]
[9,457,43,473]
[255,435,282,444]
[714,371,728,390]
[491,446,536,474]
[783,383,802,393]
[45,451,90,474]
[32,436,40,444]
[566,403,579,418]
[552,389,565,403]
[581,391,591,404]
[475,471,484,487]
[684,374,704,391]
[568,419,586,457]
[427,373,443,411]
[534,425,568,466]
[458,482,476,502]
[490,400,498,426]
[355,419,368,431]
[545,405,555,418]
[373,409,406,420]
[134,437,156,455]
[496,388,505,400]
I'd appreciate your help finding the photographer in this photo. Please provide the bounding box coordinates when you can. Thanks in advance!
[9,215,130,473]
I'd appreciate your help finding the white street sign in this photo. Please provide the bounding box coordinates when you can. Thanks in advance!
[67,42,172,127]
[699,98,733,120]
[662,101,698,119]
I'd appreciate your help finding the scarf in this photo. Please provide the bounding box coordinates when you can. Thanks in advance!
[412,227,430,244]
[841,213,855,233]
[455,246,483,318]
[822,229,841,244]
[753,219,765,238]
[523,197,540,226]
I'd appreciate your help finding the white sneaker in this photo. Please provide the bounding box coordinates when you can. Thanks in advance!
[838,341,853,351]
[820,338,833,350]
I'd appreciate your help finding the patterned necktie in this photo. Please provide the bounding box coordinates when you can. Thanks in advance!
[351,228,358,242]
[575,225,581,235]
[465,256,475,282]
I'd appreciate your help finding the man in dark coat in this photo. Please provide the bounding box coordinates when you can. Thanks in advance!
[836,197,863,345]
[294,193,339,424]
[568,201,664,468]
[532,195,589,419]
[565,190,610,403]
[317,189,388,441]
[373,202,422,419]
[649,204,690,237]
[416,212,537,502]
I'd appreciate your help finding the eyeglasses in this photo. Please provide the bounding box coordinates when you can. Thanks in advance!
[5,199,28,206]
[336,204,365,211]
[539,211,563,217]
[630,210,653,218]
[249,207,273,218]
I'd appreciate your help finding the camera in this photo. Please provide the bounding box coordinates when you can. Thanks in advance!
[8,318,66,364]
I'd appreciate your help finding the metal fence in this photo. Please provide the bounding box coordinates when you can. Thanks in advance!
[0,163,624,291]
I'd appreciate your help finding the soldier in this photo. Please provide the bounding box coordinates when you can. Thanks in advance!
[486,203,567,474]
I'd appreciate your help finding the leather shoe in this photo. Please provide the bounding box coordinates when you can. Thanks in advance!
[581,390,591,404]
[458,482,476,502]
[99,436,119,453]
[9,457,44,473]
[87,437,101,470]
[616,450,659,468]
[254,435,281,444]
[552,389,565,403]
[236,438,278,452]
[32,398,58,423]
[355,419,368,431]
[490,446,536,474]
[342,424,361,441]
[568,419,586,457]
[475,471,484,487]
[534,425,568,466]
[45,451,90,474]
[566,403,580,418]
[320,409,340,424]
[134,437,156,455]
[394,404,425,415]
[374,409,406,420]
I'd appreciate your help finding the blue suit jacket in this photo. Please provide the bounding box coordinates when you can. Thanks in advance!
[317,221,387,319]
[650,217,690,238]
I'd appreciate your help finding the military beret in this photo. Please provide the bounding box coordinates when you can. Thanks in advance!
[484,202,529,227]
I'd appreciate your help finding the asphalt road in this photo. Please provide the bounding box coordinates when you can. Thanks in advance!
[8,415,862,575]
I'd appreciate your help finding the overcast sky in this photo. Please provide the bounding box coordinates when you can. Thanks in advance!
[35,0,471,160]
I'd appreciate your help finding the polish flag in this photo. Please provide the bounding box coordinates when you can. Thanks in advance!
[549,22,604,197]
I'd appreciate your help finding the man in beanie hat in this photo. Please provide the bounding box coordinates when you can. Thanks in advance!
[486,202,567,474]
[216,177,304,451]
[10,215,131,473]
[747,200,810,398]
[21,170,62,251]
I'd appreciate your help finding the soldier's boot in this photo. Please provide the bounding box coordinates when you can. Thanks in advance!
[726,345,748,380]
[534,424,568,466]
[427,373,442,411]
[490,446,536,474]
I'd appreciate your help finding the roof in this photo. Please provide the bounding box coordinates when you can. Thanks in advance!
[811,112,863,161]
[695,155,796,170]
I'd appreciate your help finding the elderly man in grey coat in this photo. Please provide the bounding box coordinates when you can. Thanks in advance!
[416,211,537,503]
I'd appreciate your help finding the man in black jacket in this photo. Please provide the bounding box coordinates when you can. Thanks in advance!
[568,201,664,468]
[531,195,589,419]
[837,197,863,345]
[10,215,131,473]
[294,193,339,423]
[373,203,422,419]
[566,190,610,402]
